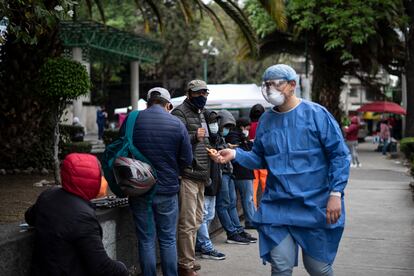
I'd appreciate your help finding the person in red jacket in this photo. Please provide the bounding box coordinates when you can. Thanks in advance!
[25,153,128,276]
[344,116,361,168]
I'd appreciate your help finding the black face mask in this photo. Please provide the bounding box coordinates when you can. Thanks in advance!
[190,96,207,109]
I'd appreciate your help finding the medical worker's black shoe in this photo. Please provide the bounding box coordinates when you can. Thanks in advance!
[226,233,250,245]
[240,231,257,243]
[201,249,226,260]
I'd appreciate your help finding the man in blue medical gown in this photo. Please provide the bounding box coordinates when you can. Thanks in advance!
[215,64,350,276]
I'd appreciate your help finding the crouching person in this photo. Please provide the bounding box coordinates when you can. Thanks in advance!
[25,153,128,276]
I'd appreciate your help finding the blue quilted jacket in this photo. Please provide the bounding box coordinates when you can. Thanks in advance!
[119,105,192,195]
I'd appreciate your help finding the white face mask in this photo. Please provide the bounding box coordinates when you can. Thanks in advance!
[262,87,285,106]
[242,129,249,137]
[209,123,219,134]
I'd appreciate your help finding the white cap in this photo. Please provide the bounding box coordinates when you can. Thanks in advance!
[147,87,171,103]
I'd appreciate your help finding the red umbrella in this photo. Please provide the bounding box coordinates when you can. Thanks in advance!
[357,101,406,115]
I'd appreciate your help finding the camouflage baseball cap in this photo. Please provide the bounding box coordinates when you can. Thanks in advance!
[187,80,208,92]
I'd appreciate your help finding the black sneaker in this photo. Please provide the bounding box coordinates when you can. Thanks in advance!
[240,231,257,243]
[226,233,250,245]
[201,249,226,260]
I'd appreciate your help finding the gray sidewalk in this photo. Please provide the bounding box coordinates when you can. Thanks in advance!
[197,142,414,276]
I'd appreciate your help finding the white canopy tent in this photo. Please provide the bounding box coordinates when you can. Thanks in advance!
[171,84,272,109]
[114,84,273,114]
[114,98,147,114]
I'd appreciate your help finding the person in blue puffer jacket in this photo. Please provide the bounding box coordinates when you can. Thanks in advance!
[119,87,192,276]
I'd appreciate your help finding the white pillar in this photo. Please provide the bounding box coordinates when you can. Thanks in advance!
[130,61,139,110]
[72,47,84,120]
[72,47,91,132]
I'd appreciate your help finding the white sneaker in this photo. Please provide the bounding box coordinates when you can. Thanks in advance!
[357,163,362,168]
[350,163,357,168]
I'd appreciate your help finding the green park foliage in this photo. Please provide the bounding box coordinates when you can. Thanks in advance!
[244,0,405,123]
[59,142,92,160]
[287,0,404,60]
[400,137,414,177]
[103,129,120,146]
[400,137,414,161]
[38,57,91,101]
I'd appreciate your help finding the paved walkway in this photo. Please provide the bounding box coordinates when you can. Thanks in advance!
[197,142,414,276]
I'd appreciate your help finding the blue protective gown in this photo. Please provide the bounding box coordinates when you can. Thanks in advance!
[235,100,350,264]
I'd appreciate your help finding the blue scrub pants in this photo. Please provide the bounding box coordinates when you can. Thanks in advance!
[270,234,333,276]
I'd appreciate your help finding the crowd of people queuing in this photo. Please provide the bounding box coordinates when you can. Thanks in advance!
[25,64,352,276]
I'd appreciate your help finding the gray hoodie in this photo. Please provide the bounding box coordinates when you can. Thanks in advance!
[218,110,236,130]
[217,110,236,175]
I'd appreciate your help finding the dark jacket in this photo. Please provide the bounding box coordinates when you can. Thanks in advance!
[226,129,255,180]
[120,105,193,195]
[204,110,223,196]
[25,154,128,276]
[217,110,235,175]
[171,99,210,183]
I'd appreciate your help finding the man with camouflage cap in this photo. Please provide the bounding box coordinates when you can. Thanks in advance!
[171,79,211,276]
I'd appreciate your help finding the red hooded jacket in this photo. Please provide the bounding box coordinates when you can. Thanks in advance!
[345,116,359,142]
[25,153,127,276]
[61,153,101,200]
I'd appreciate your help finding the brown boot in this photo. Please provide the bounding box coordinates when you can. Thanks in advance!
[178,266,198,276]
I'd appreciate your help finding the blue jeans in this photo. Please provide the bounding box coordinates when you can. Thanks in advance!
[234,179,256,227]
[216,174,243,236]
[270,234,333,276]
[382,139,390,155]
[97,123,104,139]
[196,195,216,252]
[129,194,179,276]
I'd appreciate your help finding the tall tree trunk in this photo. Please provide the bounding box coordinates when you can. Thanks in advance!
[405,2,414,137]
[310,44,344,123]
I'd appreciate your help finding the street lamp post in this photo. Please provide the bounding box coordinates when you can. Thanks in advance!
[202,49,209,83]
[199,37,219,83]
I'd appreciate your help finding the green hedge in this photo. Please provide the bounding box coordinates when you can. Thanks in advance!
[59,124,84,143]
[103,129,119,146]
[60,141,92,160]
[411,160,414,177]
[400,137,414,161]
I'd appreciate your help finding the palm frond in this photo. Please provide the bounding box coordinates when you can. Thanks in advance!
[194,0,228,40]
[141,0,164,33]
[214,0,258,57]
[93,0,106,23]
[85,0,93,18]
[259,0,287,31]
[177,0,194,25]
[135,2,151,33]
